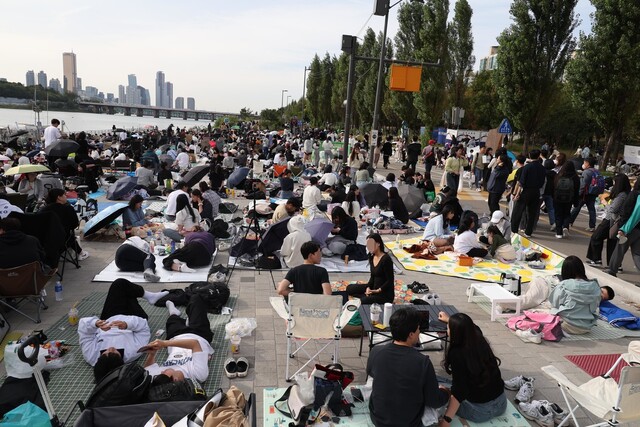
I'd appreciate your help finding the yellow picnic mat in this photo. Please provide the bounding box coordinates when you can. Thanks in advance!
[386,237,563,284]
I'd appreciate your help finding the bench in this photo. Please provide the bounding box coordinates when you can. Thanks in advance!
[468,282,521,321]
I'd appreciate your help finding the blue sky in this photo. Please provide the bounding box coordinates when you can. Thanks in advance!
[1,0,594,113]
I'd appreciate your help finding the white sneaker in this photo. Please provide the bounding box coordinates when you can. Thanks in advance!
[563,227,569,237]
[585,227,595,232]
[504,375,534,391]
[322,247,334,257]
[432,293,441,305]
[515,328,542,344]
[515,380,535,403]
[78,251,90,261]
[536,400,567,425]
[555,234,563,239]
[518,401,554,427]
[549,225,556,231]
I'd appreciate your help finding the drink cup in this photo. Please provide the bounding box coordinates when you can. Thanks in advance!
[230,335,241,354]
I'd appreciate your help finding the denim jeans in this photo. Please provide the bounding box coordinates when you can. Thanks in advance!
[457,392,507,423]
[542,194,555,226]
[474,167,483,189]
[570,194,597,228]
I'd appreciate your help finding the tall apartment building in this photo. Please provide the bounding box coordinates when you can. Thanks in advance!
[165,82,174,109]
[37,71,47,88]
[63,52,78,93]
[155,71,165,107]
[175,97,185,109]
[118,85,126,104]
[478,46,499,71]
[26,70,35,86]
[187,97,195,110]
[49,78,62,93]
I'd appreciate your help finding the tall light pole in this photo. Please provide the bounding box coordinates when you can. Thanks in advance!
[301,66,311,133]
[287,95,292,106]
[281,89,288,109]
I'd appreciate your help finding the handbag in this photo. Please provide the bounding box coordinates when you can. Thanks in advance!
[507,311,564,342]
[171,388,223,427]
[311,364,353,417]
[274,385,312,426]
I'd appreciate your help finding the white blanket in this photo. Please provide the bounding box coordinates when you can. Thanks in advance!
[227,255,401,274]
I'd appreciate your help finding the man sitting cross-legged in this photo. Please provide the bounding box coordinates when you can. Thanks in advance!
[78,278,168,382]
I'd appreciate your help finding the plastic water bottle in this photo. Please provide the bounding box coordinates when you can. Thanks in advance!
[170,241,176,253]
[55,281,63,301]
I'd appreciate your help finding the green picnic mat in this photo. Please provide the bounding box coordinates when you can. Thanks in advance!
[3,292,236,423]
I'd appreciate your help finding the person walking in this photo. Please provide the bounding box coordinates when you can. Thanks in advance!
[553,161,580,239]
[422,140,436,175]
[405,136,422,172]
[382,136,393,168]
[471,146,486,192]
[510,150,546,237]
[486,154,511,214]
[569,158,599,231]
[542,160,557,232]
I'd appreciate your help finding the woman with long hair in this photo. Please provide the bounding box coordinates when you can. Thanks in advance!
[388,186,409,224]
[355,161,371,187]
[422,205,455,252]
[342,185,361,219]
[587,174,631,266]
[453,215,488,257]
[346,233,394,304]
[553,161,580,238]
[164,194,202,242]
[325,206,358,256]
[348,144,364,170]
[437,312,506,424]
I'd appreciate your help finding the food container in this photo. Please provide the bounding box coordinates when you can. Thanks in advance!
[458,255,474,266]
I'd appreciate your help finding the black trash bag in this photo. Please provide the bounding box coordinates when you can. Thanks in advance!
[186,282,230,314]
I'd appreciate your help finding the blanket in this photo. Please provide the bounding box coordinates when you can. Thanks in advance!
[332,280,413,304]
[599,300,640,330]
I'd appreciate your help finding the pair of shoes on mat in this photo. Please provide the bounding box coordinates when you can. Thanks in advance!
[515,328,542,344]
[421,293,441,305]
[224,357,249,378]
[506,376,535,404]
[408,281,429,294]
[519,400,566,427]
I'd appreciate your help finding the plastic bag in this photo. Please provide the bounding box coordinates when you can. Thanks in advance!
[43,353,75,370]
[0,401,50,427]
[224,318,257,339]
[293,372,314,405]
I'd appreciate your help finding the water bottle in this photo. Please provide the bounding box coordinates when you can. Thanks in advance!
[55,281,63,301]
[170,241,176,253]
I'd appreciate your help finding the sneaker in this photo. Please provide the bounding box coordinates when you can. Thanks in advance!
[504,375,534,391]
[224,358,237,379]
[78,250,90,261]
[549,225,556,231]
[536,400,567,425]
[322,248,334,257]
[209,272,226,283]
[587,259,602,266]
[555,234,563,239]
[143,270,160,282]
[432,293,441,305]
[562,227,569,237]
[475,188,482,192]
[518,401,554,427]
[515,329,542,344]
[515,380,535,403]
[586,227,595,232]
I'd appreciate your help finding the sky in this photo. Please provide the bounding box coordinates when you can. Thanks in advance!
[1,0,595,114]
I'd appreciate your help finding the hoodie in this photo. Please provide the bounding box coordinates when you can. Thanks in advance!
[0,230,47,268]
[548,278,601,330]
[281,216,312,268]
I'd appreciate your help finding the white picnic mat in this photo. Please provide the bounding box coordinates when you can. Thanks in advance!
[227,255,401,274]
[93,250,216,283]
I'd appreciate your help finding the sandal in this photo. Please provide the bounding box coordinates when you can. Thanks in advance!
[412,283,430,294]
[236,357,249,378]
[224,358,237,379]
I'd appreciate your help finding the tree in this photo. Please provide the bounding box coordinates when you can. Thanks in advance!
[331,53,350,129]
[319,53,336,125]
[447,0,474,109]
[239,107,254,120]
[494,0,578,153]
[259,108,282,130]
[465,70,501,130]
[566,0,640,168]
[305,54,322,125]
[354,28,378,130]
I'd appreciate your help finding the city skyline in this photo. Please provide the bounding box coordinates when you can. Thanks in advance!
[2,0,595,113]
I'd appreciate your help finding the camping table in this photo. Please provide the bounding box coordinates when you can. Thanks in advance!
[358,304,459,356]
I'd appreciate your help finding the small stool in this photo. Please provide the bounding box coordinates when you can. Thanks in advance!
[468,282,521,321]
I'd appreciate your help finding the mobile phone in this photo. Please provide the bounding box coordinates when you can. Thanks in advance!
[351,387,364,402]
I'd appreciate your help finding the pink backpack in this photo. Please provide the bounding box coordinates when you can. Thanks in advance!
[507,311,564,342]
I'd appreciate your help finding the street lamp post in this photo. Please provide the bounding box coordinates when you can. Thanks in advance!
[287,95,292,107]
[281,89,288,109]
[301,66,311,133]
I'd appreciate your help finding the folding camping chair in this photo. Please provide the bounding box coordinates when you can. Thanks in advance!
[273,164,287,178]
[58,232,81,280]
[0,261,56,323]
[542,358,640,426]
[252,160,269,181]
[284,293,345,381]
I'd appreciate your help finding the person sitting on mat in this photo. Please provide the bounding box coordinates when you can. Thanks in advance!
[453,215,488,258]
[114,236,160,282]
[422,205,455,252]
[347,233,394,304]
[122,194,163,237]
[78,278,168,382]
[324,206,358,257]
[143,294,215,383]
[277,241,332,298]
[164,194,202,242]
[280,215,312,268]
[162,230,215,273]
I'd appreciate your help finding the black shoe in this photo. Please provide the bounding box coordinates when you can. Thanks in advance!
[209,264,229,274]
[587,260,602,266]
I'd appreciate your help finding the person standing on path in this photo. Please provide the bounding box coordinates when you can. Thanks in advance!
[444,146,468,197]
[406,136,422,172]
[553,161,581,239]
[569,157,599,231]
[510,150,546,237]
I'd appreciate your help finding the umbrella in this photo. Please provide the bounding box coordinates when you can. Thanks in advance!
[398,184,426,217]
[258,217,291,255]
[360,183,389,209]
[83,203,128,237]
[4,164,50,176]
[231,125,240,130]
[45,139,79,157]
[158,154,173,165]
[107,176,138,200]
[182,165,209,187]
[0,155,10,162]
[227,167,250,189]
[26,150,40,158]
[159,144,171,151]
[304,218,334,248]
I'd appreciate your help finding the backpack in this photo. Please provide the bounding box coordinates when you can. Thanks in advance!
[588,169,606,195]
[85,362,151,408]
[507,311,564,342]
[187,281,230,314]
[341,244,368,261]
[146,378,208,403]
[554,177,574,203]
[256,254,282,270]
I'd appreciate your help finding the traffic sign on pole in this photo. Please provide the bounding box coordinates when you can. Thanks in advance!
[498,118,512,134]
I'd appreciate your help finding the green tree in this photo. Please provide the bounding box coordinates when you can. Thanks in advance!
[331,53,350,129]
[354,29,378,130]
[494,0,578,153]
[259,108,282,130]
[566,0,640,167]
[305,54,322,125]
[465,70,501,130]
[319,53,335,125]
[447,0,474,109]
[239,107,254,120]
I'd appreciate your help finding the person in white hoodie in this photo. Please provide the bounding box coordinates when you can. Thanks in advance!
[281,215,312,267]
[79,279,169,382]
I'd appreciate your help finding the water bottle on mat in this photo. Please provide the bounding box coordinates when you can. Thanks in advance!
[55,281,63,301]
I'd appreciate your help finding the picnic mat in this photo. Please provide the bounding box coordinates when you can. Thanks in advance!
[386,237,562,284]
[332,280,414,304]
[565,353,627,382]
[93,250,216,283]
[263,387,528,427]
[0,292,237,424]
[226,255,401,274]
[0,332,24,362]
[474,299,640,341]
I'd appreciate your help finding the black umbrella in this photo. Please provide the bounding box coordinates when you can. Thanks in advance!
[227,167,250,189]
[360,183,389,209]
[45,139,79,157]
[26,150,40,158]
[182,165,209,188]
[83,203,129,237]
[258,217,291,255]
[115,128,126,133]
[158,154,173,165]
[107,175,138,200]
[398,184,426,217]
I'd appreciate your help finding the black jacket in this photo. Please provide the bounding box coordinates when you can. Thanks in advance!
[0,230,47,269]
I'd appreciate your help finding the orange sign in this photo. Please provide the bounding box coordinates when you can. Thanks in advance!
[389,64,422,92]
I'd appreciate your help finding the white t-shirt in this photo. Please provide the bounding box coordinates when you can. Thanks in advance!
[176,152,190,169]
[43,125,61,148]
[165,189,188,216]
[319,173,338,187]
[144,333,213,382]
[176,208,201,231]
[302,185,322,209]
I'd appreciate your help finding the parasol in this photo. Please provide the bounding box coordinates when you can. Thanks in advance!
[83,203,128,237]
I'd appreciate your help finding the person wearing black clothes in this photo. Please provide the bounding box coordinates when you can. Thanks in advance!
[510,150,547,237]
[382,136,393,168]
[277,241,332,297]
[367,308,449,427]
[329,184,346,204]
[437,312,506,424]
[542,160,557,231]
[347,233,394,304]
[191,189,213,223]
[388,187,409,224]
[279,169,295,199]
[406,136,422,172]
[157,162,173,186]
[554,161,581,238]
[208,162,225,192]
[325,206,358,256]
[0,217,48,270]
[40,188,89,260]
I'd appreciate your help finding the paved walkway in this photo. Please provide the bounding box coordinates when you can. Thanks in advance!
[4,156,640,426]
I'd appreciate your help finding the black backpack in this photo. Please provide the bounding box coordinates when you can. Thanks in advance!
[85,362,151,408]
[555,177,574,203]
[187,281,231,314]
[146,378,208,402]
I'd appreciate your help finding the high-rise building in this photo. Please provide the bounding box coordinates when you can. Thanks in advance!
[76,77,82,91]
[85,86,99,98]
[118,85,126,104]
[49,78,62,93]
[165,82,173,109]
[106,93,115,103]
[26,70,35,86]
[187,97,195,110]
[144,89,150,106]
[138,86,150,106]
[175,97,184,109]
[126,74,139,104]
[479,46,499,71]
[37,71,47,88]
[62,52,77,93]
[155,71,165,107]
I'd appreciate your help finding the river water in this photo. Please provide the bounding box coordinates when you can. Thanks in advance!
[0,107,210,134]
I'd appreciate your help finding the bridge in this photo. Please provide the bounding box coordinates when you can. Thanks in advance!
[77,101,241,122]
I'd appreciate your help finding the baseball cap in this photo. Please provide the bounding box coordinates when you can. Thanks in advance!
[490,211,505,224]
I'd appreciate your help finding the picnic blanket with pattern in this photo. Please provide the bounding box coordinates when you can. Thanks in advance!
[332,280,413,304]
